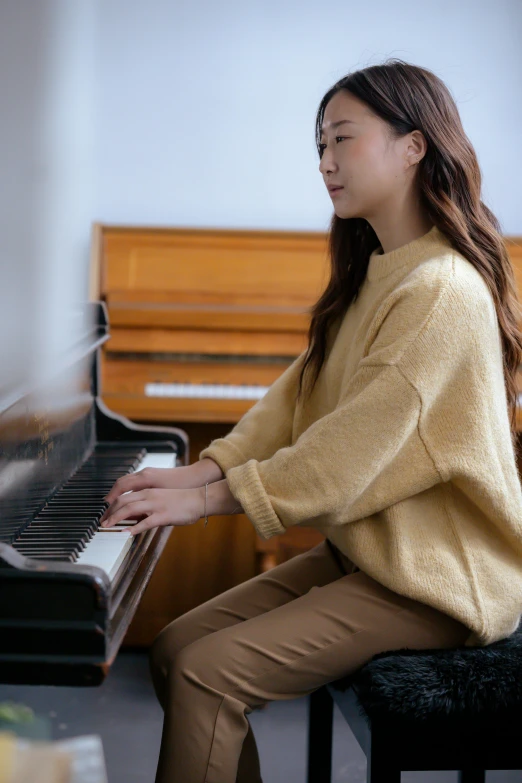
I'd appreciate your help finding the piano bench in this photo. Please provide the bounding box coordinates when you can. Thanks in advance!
[306,623,522,782]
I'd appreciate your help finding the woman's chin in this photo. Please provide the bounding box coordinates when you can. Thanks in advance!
[334,205,357,219]
[333,195,367,220]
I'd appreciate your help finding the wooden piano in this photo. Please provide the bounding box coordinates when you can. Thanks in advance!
[0,303,188,685]
[90,224,329,424]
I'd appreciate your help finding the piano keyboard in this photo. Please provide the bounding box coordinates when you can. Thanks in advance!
[12,447,176,583]
[145,382,269,400]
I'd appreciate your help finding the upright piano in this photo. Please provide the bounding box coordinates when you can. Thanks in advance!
[90,224,328,424]
[0,303,188,686]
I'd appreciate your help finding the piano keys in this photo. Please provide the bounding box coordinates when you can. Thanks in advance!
[144,381,270,401]
[0,302,189,686]
[11,446,176,580]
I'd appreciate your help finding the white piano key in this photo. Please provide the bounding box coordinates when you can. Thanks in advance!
[138,452,176,471]
[76,531,133,582]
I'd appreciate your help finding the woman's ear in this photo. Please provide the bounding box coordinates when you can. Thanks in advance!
[405,129,427,167]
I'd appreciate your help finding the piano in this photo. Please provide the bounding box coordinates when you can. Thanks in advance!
[0,302,188,686]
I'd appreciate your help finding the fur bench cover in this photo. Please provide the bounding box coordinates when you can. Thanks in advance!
[331,624,522,726]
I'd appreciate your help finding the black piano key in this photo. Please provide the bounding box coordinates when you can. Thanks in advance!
[42,503,106,508]
[31,517,97,524]
[26,526,92,534]
[14,547,79,557]
[48,506,107,512]
[18,530,88,540]
[26,532,93,542]
[17,534,88,547]
[34,520,98,530]
[49,493,110,500]
[14,537,83,550]
[16,554,75,563]
[43,508,106,516]
[30,520,96,528]
[45,508,108,517]
[42,501,107,508]
[30,522,98,534]
[65,467,137,476]
[21,544,85,556]
[32,516,97,524]
[37,510,101,517]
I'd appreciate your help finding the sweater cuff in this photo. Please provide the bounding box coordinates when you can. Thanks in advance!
[199,439,249,475]
[226,459,286,540]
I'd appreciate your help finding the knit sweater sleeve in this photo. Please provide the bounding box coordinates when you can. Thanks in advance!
[198,352,306,474]
[225,359,440,538]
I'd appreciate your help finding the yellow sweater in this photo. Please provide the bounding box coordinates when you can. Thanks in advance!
[200,225,522,647]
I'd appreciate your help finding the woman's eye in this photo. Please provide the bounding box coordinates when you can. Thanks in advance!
[319,137,351,155]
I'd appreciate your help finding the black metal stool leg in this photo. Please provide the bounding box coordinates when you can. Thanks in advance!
[458,771,486,783]
[307,686,334,783]
[368,767,401,783]
[367,729,401,783]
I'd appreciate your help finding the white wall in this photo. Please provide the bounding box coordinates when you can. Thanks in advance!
[95,0,522,234]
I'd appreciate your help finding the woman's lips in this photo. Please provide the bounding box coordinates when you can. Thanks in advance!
[329,187,344,197]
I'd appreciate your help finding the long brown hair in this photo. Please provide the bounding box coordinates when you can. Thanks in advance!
[298,59,522,452]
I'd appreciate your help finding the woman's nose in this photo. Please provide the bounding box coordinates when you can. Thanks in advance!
[319,148,337,175]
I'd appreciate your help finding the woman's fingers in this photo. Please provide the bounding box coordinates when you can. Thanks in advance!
[101,489,149,524]
[123,514,165,536]
[101,498,152,528]
[103,466,186,505]
[104,470,152,505]
[100,488,202,534]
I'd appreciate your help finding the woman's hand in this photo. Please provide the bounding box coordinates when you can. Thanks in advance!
[103,458,224,508]
[100,487,204,535]
[100,478,243,536]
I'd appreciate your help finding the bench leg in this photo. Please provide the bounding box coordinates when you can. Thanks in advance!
[367,730,401,783]
[368,771,401,783]
[367,758,401,783]
[307,686,333,783]
[458,771,486,783]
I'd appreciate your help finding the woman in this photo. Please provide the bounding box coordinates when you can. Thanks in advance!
[100,59,522,783]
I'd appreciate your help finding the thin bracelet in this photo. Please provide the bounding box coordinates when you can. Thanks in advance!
[204,482,209,527]
[204,483,243,528]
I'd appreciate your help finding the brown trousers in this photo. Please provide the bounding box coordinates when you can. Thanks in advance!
[149,539,469,783]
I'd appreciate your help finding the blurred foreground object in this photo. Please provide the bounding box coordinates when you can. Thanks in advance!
[0,0,95,403]
[0,731,107,783]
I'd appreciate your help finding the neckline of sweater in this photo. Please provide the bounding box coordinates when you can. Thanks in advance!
[367,224,450,283]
